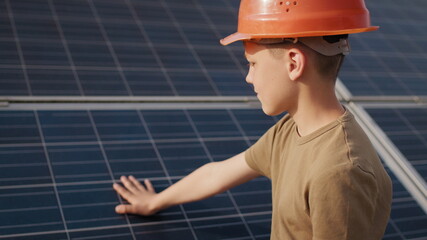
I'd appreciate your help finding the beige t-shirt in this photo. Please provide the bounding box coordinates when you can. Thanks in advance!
[245,111,392,240]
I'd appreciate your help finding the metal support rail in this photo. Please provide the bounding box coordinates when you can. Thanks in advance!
[0,96,261,110]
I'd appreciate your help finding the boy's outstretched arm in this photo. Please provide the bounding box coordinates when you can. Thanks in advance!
[113,151,260,216]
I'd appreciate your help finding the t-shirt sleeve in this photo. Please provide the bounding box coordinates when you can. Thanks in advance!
[310,163,379,240]
[245,117,285,178]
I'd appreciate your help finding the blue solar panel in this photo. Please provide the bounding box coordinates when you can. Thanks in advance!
[0,109,272,239]
[367,108,427,182]
[340,0,427,96]
[0,109,425,239]
[0,0,249,96]
[384,166,427,239]
[2,0,426,97]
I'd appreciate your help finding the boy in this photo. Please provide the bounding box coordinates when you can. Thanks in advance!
[113,0,392,239]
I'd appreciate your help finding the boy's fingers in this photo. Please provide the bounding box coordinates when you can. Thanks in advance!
[129,176,145,191]
[120,176,138,194]
[144,179,155,192]
[113,183,132,200]
[115,204,137,214]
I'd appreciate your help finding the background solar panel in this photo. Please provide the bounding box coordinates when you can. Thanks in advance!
[340,0,427,96]
[2,0,427,97]
[0,0,252,96]
[367,108,427,182]
[0,109,273,240]
[384,165,427,239]
[0,109,426,240]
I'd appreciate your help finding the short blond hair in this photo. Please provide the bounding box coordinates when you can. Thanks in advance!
[264,41,345,81]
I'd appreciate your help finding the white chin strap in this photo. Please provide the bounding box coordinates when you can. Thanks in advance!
[250,36,351,56]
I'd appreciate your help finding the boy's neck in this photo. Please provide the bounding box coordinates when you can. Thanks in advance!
[290,82,345,137]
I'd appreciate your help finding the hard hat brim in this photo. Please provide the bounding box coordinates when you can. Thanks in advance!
[220,32,251,46]
[220,26,379,46]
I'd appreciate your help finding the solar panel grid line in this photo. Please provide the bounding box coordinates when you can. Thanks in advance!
[159,0,221,96]
[0,219,63,232]
[86,0,134,97]
[183,109,256,240]
[68,111,137,239]
[134,110,200,240]
[58,210,271,240]
[1,205,59,215]
[227,109,252,146]
[60,201,116,210]
[3,215,62,232]
[387,218,406,239]
[394,214,427,226]
[349,50,427,63]
[65,216,123,227]
[0,133,255,150]
[0,177,182,194]
[123,0,179,96]
[4,0,32,95]
[33,110,71,239]
[181,203,235,215]
[4,1,235,33]
[47,0,85,96]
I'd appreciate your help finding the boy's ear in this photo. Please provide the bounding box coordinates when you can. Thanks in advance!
[286,48,305,81]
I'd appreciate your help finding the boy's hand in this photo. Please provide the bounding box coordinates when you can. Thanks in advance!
[113,176,159,216]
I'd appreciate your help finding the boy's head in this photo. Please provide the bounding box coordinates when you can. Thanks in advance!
[243,38,346,116]
[221,0,377,115]
[221,0,376,77]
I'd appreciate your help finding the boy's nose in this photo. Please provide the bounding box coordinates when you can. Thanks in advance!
[245,74,253,84]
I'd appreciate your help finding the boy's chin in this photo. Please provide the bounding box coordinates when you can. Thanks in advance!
[261,105,284,116]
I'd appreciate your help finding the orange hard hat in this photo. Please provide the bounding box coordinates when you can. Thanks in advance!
[220,0,378,45]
